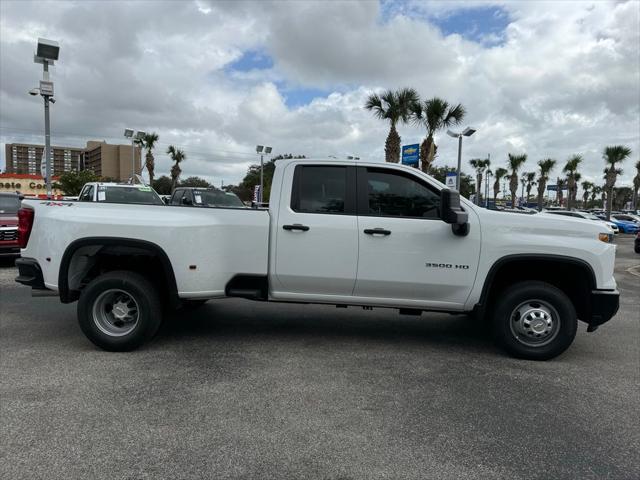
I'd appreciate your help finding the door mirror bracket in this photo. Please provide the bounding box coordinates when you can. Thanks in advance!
[439,189,469,237]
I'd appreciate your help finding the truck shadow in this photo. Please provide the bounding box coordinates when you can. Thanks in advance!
[158,300,495,354]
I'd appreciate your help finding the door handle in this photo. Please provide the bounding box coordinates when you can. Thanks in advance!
[283,224,310,231]
[364,228,391,236]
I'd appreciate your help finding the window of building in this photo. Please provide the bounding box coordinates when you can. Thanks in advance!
[362,168,441,219]
[291,166,348,214]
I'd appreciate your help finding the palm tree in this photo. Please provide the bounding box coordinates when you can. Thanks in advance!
[493,167,508,205]
[524,172,536,204]
[581,181,594,208]
[557,178,566,207]
[167,145,186,192]
[563,154,583,210]
[134,132,159,186]
[603,145,632,220]
[632,160,640,210]
[536,158,556,211]
[469,158,490,205]
[411,97,465,173]
[508,153,527,207]
[365,88,419,164]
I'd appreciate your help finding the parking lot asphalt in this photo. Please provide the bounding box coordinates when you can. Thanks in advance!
[1,236,639,480]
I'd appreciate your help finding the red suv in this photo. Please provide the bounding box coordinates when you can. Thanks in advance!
[0,193,21,257]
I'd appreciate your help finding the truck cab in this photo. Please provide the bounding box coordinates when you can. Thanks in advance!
[78,182,164,205]
[169,187,245,208]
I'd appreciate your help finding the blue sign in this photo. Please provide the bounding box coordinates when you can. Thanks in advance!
[401,144,419,166]
[445,172,457,189]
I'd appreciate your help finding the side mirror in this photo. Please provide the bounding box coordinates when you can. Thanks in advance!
[181,197,192,206]
[439,189,469,236]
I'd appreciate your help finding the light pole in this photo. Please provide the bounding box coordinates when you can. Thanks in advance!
[485,169,492,208]
[124,129,145,180]
[447,127,476,191]
[30,38,60,198]
[256,145,272,204]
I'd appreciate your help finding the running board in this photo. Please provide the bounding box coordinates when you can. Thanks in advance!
[225,275,268,301]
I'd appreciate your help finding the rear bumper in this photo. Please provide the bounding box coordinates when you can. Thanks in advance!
[15,257,46,289]
[587,290,620,332]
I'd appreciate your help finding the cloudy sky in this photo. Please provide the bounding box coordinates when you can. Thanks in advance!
[1,0,638,189]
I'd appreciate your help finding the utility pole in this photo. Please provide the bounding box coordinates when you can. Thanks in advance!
[31,39,60,198]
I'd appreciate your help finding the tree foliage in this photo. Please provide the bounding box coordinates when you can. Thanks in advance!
[56,169,101,195]
[180,176,211,188]
[429,165,474,199]
[152,175,173,195]
[135,132,159,186]
[411,97,465,174]
[365,88,419,164]
[233,154,307,202]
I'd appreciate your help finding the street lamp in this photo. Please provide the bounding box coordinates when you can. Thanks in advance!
[31,38,60,198]
[256,145,272,204]
[124,129,145,179]
[447,127,476,191]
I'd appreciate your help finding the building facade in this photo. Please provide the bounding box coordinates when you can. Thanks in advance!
[4,141,142,182]
[82,141,141,181]
[0,173,63,198]
[4,143,83,176]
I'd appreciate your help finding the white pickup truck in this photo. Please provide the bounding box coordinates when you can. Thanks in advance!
[15,159,619,360]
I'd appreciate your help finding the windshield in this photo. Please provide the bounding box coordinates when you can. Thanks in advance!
[583,213,601,220]
[0,195,20,214]
[193,189,244,207]
[99,186,164,205]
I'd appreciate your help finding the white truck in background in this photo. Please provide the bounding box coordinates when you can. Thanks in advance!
[15,159,619,360]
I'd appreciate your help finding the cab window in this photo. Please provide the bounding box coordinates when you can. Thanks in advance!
[360,168,440,219]
[170,190,184,205]
[291,166,350,214]
[79,185,94,202]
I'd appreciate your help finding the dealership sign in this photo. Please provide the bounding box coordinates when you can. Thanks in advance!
[401,144,420,166]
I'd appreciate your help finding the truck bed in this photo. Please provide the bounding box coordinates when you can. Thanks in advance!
[21,200,270,297]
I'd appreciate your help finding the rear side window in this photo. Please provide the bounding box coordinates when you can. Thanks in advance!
[361,168,440,219]
[170,190,183,205]
[0,195,20,214]
[291,166,349,214]
[79,185,94,202]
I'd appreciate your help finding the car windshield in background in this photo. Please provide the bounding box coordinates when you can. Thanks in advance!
[193,190,244,207]
[0,195,21,214]
[99,186,164,205]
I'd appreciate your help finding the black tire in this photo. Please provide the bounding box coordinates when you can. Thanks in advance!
[492,281,577,360]
[77,271,163,351]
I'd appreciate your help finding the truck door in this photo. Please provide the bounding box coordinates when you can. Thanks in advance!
[353,166,480,310]
[273,163,358,297]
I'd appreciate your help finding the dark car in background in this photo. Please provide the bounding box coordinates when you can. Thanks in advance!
[169,187,246,208]
[635,232,640,254]
[0,193,21,257]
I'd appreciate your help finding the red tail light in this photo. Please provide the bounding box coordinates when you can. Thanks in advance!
[18,208,34,248]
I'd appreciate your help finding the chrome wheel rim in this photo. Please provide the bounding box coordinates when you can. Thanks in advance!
[92,289,140,337]
[509,299,560,347]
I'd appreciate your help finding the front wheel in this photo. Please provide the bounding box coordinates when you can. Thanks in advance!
[77,271,163,351]
[492,281,577,360]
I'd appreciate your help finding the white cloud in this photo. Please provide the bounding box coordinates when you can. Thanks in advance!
[0,0,638,189]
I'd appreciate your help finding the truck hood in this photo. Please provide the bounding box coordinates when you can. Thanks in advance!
[481,210,608,239]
